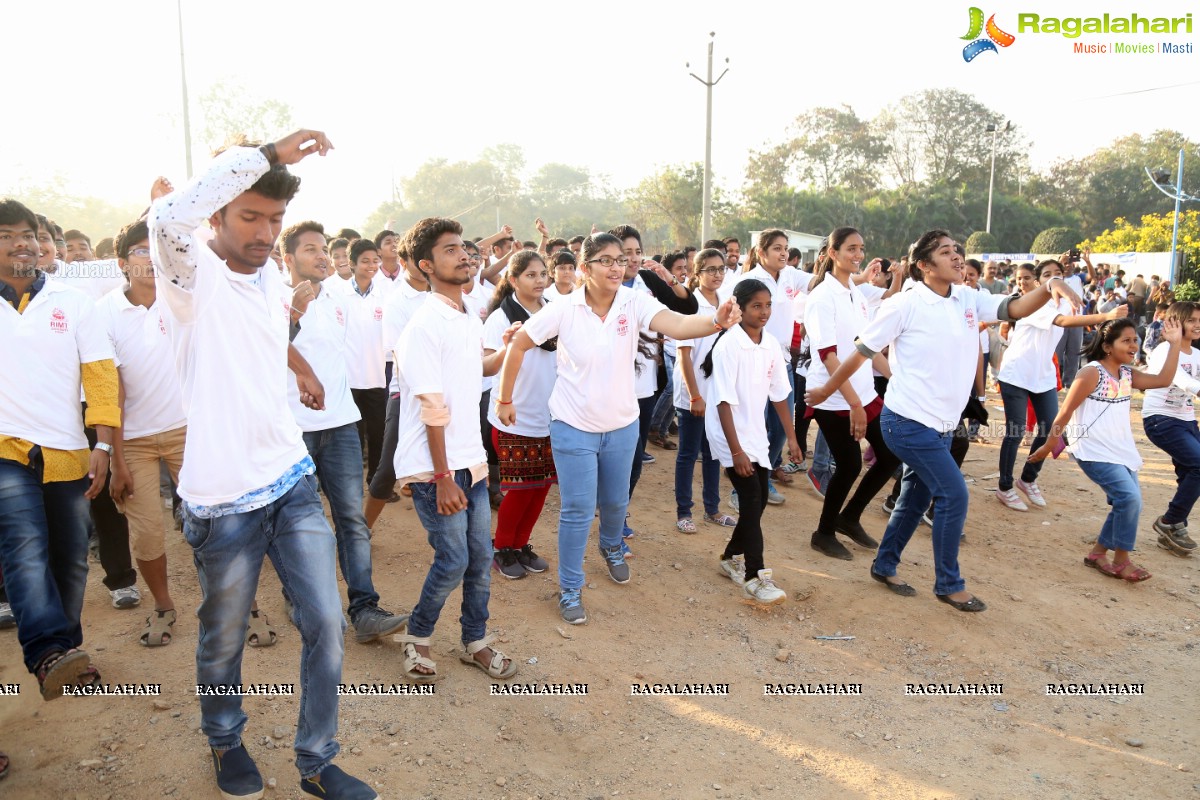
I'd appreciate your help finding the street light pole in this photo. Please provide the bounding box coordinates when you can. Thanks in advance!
[985,120,1011,235]
[689,33,728,244]
[1145,149,1198,285]
[176,0,193,179]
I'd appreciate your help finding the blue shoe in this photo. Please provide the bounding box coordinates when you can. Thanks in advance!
[300,764,379,799]
[211,745,263,800]
[620,540,634,559]
[766,483,785,506]
[640,451,656,464]
[559,588,587,625]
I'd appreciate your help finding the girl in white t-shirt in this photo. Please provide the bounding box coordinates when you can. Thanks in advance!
[495,233,740,625]
[995,258,1125,512]
[1030,317,1182,581]
[702,279,803,605]
[541,251,577,302]
[1140,301,1200,556]
[673,249,736,533]
[484,251,558,580]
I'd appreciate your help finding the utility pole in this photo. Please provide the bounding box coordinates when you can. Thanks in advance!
[1146,149,1197,286]
[177,0,193,179]
[985,120,1011,234]
[688,33,729,244]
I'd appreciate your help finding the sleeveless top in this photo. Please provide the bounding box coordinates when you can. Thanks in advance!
[1065,361,1142,470]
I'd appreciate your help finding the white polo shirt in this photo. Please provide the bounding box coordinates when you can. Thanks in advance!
[705,325,790,468]
[521,286,666,433]
[732,265,811,357]
[462,281,495,393]
[996,298,1069,393]
[287,286,361,433]
[95,287,186,440]
[1143,343,1200,421]
[673,290,720,408]
[485,302,557,438]
[858,283,1005,432]
[392,295,486,479]
[50,259,126,302]
[0,279,113,450]
[344,282,387,390]
[627,274,660,399]
[805,278,884,412]
[542,284,574,303]
[382,278,429,392]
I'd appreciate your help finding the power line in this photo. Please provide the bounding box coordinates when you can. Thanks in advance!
[1084,80,1200,100]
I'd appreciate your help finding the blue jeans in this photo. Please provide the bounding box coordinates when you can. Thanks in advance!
[551,419,638,590]
[1144,415,1200,525]
[812,431,834,483]
[998,382,1058,491]
[184,475,345,778]
[674,408,720,518]
[302,423,379,620]
[876,408,970,596]
[1073,458,1142,551]
[407,471,492,644]
[765,369,795,472]
[0,454,90,672]
[1054,325,1083,387]
[650,352,677,437]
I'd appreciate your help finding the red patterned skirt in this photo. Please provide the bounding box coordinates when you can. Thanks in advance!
[492,429,557,491]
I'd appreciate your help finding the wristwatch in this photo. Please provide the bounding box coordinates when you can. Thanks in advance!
[93,442,114,456]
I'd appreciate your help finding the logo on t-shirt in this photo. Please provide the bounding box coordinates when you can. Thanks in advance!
[49,307,69,333]
[964,309,977,330]
[616,313,629,337]
[335,307,345,327]
[281,298,292,321]
[158,313,167,335]
[373,306,383,321]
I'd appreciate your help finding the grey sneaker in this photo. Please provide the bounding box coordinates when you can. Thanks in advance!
[1154,516,1197,555]
[493,548,527,580]
[559,588,587,625]
[597,543,630,584]
[0,601,14,629]
[766,483,786,505]
[718,556,746,585]
[352,606,409,644]
[516,544,549,573]
[110,586,141,609]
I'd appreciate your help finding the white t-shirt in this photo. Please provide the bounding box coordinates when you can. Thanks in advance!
[1067,362,1142,470]
[49,259,126,302]
[485,302,557,438]
[287,286,361,433]
[0,279,113,450]
[673,290,720,408]
[150,146,309,506]
[343,282,387,390]
[521,286,666,433]
[996,298,1069,393]
[392,295,486,480]
[1143,343,1200,421]
[543,284,574,303]
[382,278,430,392]
[732,265,811,357]
[705,325,790,468]
[626,274,660,399]
[372,267,404,294]
[95,287,186,439]
[805,277,884,412]
[462,281,495,392]
[859,283,1005,432]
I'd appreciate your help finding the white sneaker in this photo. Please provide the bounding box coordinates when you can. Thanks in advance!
[743,569,786,605]
[718,557,746,586]
[994,488,1028,512]
[110,586,141,609]
[1014,479,1047,507]
[0,601,14,629]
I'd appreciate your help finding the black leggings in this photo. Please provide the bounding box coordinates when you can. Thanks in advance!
[722,465,769,579]
[792,374,812,457]
[812,409,900,536]
[351,387,388,484]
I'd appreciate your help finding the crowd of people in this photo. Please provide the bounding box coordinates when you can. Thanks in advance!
[1,129,1196,799]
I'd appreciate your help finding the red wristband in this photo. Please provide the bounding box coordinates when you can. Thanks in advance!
[495,399,513,405]
[430,471,453,482]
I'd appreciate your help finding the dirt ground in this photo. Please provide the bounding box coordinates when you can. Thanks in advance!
[2,388,1197,800]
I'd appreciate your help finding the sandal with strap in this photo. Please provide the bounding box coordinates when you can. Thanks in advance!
[396,633,441,683]
[0,750,9,780]
[35,648,91,701]
[1083,553,1120,577]
[704,513,738,528]
[140,609,176,647]
[245,609,277,648]
[675,517,697,534]
[458,633,518,680]
[1111,560,1152,582]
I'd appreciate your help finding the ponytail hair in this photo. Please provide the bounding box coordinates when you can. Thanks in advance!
[700,278,770,378]
[906,229,953,284]
[742,228,787,274]
[809,226,860,291]
[1081,317,1135,362]
[488,249,546,314]
[688,247,724,290]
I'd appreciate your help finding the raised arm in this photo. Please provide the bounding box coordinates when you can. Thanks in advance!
[649,297,739,340]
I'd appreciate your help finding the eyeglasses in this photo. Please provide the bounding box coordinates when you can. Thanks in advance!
[129,247,151,258]
[698,267,724,275]
[586,256,631,269]
[467,255,483,263]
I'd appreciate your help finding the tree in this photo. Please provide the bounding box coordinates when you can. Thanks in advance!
[965,231,998,254]
[1031,227,1081,254]
[625,163,731,252]
[1084,210,1199,276]
[196,78,295,155]
[11,173,142,243]
[746,106,888,194]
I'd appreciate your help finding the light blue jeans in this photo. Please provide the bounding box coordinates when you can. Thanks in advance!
[1073,458,1141,552]
[184,474,344,778]
[407,472,492,644]
[550,419,639,590]
[875,407,970,596]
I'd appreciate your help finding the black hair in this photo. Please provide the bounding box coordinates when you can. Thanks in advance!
[688,247,725,290]
[489,249,546,313]
[547,237,569,251]
[551,250,577,269]
[1081,318,1136,362]
[64,228,91,245]
[661,252,686,273]
[702,239,726,251]
[280,220,326,256]
[906,229,954,283]
[701,279,771,378]
[521,240,537,249]
[722,237,740,247]
[335,228,361,241]
[213,138,302,203]
[567,235,585,245]
[1036,258,1063,280]
[405,217,463,266]
[609,225,642,247]
[329,237,350,252]
[578,232,623,271]
[114,219,150,260]
[349,238,378,264]
[742,228,787,274]
[810,227,860,291]
[373,229,397,249]
[0,199,39,233]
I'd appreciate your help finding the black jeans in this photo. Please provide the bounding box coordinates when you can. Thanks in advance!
[351,387,388,485]
[723,465,769,578]
[792,375,812,457]
[85,415,135,591]
[812,409,900,536]
[367,393,402,501]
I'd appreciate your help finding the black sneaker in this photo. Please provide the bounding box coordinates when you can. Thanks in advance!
[516,544,549,573]
[211,745,263,800]
[351,606,409,644]
[834,517,879,549]
[493,548,527,580]
[882,496,896,515]
[300,764,378,799]
[1154,516,1197,555]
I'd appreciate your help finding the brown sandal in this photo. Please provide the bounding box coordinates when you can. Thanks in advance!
[1110,560,1151,582]
[1083,553,1120,577]
[35,648,91,700]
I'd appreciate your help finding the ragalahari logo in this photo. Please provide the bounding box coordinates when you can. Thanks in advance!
[962,7,1016,61]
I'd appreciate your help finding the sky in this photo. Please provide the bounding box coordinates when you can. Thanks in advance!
[4,0,1199,235]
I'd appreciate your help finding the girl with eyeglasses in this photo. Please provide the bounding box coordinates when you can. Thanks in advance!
[1029,316,1182,581]
[807,230,1080,612]
[672,249,737,533]
[495,233,739,625]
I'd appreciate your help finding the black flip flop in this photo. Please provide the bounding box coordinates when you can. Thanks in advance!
[937,594,987,612]
[870,568,917,597]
